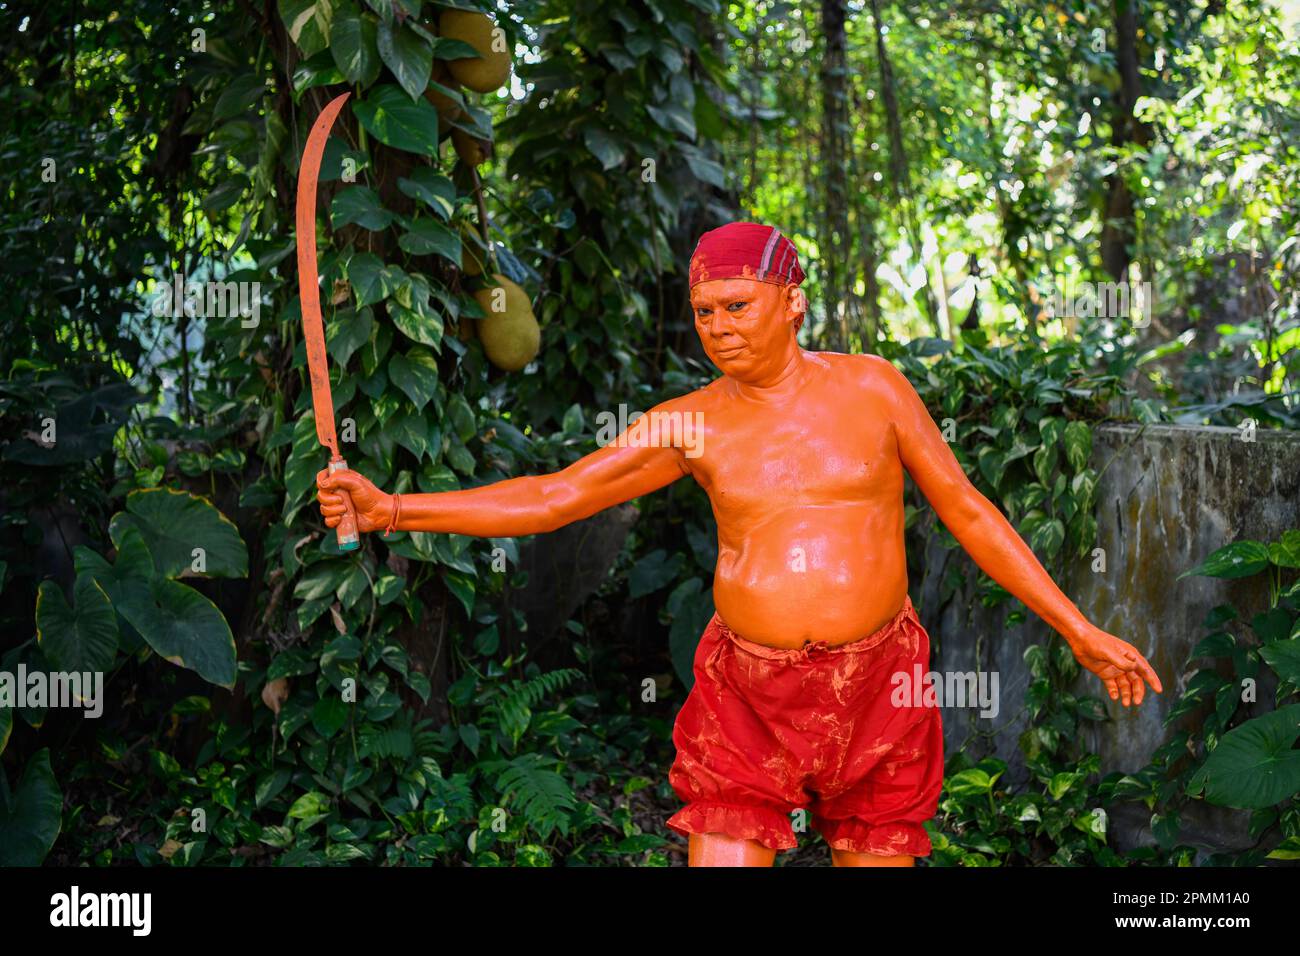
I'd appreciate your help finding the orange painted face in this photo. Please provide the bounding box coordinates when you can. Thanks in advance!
[691,278,807,383]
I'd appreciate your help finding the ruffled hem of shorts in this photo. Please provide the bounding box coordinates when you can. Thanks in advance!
[667,801,798,850]
[817,818,932,857]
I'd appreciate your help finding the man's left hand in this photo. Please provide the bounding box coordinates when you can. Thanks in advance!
[1069,626,1163,707]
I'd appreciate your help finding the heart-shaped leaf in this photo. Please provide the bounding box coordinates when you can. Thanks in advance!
[397,168,456,220]
[377,22,432,101]
[109,488,248,579]
[398,218,461,263]
[391,303,444,348]
[389,348,440,409]
[331,186,395,231]
[330,1,381,86]
[0,749,62,865]
[354,84,440,155]
[278,0,332,58]
[1188,704,1300,809]
[116,578,239,689]
[35,575,118,680]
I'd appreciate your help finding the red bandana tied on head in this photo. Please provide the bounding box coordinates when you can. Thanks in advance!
[688,221,805,290]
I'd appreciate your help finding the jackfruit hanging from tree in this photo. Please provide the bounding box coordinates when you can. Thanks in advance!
[473,274,539,372]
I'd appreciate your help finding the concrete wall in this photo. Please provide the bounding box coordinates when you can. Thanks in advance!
[918,423,1300,853]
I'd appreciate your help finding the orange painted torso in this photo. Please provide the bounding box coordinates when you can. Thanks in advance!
[681,352,909,648]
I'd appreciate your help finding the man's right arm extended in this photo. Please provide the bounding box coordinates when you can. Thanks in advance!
[316,411,689,538]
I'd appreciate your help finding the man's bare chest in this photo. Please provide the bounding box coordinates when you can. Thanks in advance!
[684,406,901,506]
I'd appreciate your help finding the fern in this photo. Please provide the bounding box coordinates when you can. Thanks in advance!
[485,668,583,747]
[358,711,414,760]
[484,753,577,839]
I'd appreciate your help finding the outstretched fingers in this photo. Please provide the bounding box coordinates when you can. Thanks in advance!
[1101,644,1162,707]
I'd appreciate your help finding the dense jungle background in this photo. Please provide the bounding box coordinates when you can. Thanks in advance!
[1,0,1298,866]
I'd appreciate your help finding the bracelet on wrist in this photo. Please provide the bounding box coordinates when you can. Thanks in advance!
[384,493,402,537]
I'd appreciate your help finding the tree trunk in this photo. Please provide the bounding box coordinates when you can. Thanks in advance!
[1100,0,1151,280]
[849,69,882,350]
[869,0,938,333]
[819,0,852,351]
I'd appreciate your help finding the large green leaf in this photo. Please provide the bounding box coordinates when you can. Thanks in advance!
[347,251,401,306]
[213,73,267,121]
[377,21,432,101]
[391,302,444,348]
[110,488,248,579]
[387,411,431,460]
[74,528,152,600]
[0,749,62,866]
[582,125,625,170]
[72,526,155,656]
[1260,638,1300,685]
[1179,540,1272,580]
[330,0,381,86]
[442,568,476,618]
[35,575,118,681]
[1269,530,1300,569]
[398,218,461,263]
[354,84,440,155]
[1062,419,1092,472]
[388,348,440,410]
[116,578,239,688]
[331,185,395,231]
[278,0,333,59]
[396,168,455,220]
[1188,704,1300,809]
[284,412,327,519]
[292,50,346,95]
[629,549,684,599]
[326,305,374,366]
[646,101,695,138]
[293,560,351,602]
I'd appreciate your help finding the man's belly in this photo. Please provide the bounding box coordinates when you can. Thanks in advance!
[711,504,909,648]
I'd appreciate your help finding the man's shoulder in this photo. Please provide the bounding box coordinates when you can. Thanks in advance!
[819,351,910,394]
[660,376,730,411]
[634,380,722,420]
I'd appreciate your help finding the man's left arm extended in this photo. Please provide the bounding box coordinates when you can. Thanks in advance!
[873,357,1162,706]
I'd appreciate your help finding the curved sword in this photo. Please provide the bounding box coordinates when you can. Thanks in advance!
[296,92,359,552]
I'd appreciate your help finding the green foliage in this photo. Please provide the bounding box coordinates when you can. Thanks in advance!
[19,0,738,868]
[891,323,1144,585]
[910,325,1146,865]
[3,0,1298,869]
[930,751,1122,867]
[1118,534,1300,864]
[0,749,63,866]
[72,496,244,688]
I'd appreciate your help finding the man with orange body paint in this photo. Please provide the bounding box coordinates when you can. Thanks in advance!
[316,222,1162,867]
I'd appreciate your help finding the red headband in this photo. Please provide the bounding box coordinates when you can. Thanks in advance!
[688,221,805,289]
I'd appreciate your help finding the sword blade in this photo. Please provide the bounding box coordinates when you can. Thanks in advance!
[295,92,351,456]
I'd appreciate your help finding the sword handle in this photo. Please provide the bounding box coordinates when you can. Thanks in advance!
[328,457,361,552]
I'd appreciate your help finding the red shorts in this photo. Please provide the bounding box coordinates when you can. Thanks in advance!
[667,596,944,856]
